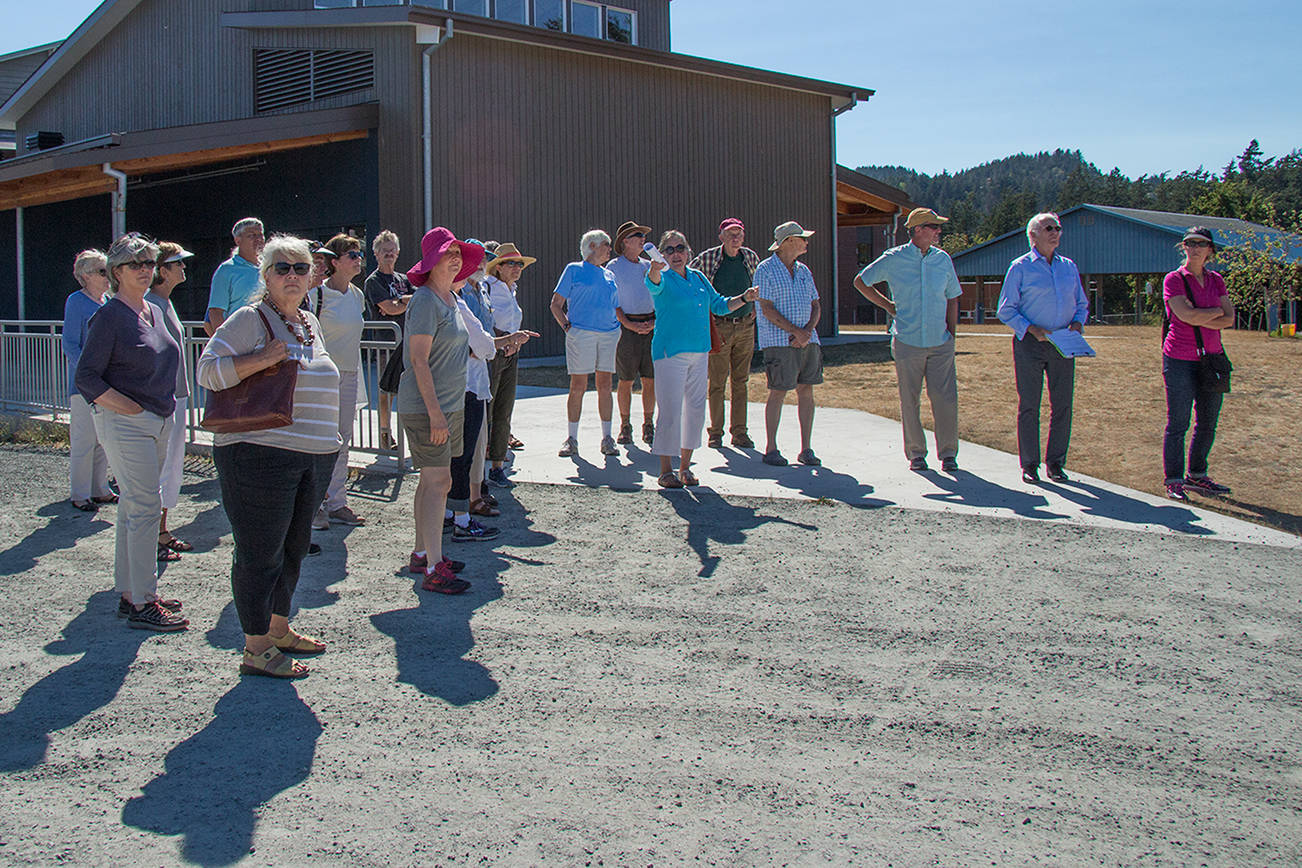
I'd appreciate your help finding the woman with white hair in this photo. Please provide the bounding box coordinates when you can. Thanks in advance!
[645,230,758,488]
[197,234,341,677]
[549,229,621,458]
[76,234,186,631]
[62,249,115,512]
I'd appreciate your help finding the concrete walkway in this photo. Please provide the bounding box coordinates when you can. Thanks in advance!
[496,388,1297,548]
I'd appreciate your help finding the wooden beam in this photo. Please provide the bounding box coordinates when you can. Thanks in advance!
[838,214,894,228]
[836,180,900,214]
[111,129,369,176]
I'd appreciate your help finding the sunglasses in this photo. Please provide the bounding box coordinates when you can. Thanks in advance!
[498,260,526,268]
[92,268,108,277]
[662,244,689,254]
[121,260,155,271]
[344,250,364,260]
[919,224,944,232]
[627,232,646,239]
[271,262,313,276]
[1041,225,1062,233]
[1182,239,1212,248]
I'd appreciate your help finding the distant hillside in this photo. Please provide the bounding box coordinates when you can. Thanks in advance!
[856,142,1302,251]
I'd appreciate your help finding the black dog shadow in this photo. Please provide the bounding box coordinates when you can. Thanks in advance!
[0,591,148,771]
[660,486,818,578]
[121,679,321,868]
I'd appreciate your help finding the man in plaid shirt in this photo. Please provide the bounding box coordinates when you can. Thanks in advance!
[690,218,761,450]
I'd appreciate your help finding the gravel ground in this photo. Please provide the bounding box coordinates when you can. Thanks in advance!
[0,445,1300,866]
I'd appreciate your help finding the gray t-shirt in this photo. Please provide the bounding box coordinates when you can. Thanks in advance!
[144,290,189,399]
[396,286,468,416]
[606,255,654,315]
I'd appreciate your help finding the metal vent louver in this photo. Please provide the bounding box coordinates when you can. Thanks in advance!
[254,49,374,112]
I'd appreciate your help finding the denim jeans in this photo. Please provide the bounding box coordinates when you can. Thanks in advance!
[214,443,336,635]
[1163,355,1223,483]
[447,393,485,512]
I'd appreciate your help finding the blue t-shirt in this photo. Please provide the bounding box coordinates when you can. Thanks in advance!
[206,254,261,317]
[61,290,104,398]
[553,261,619,332]
[75,297,180,417]
[606,255,654,316]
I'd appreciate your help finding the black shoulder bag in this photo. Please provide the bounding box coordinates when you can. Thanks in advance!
[1178,273,1232,394]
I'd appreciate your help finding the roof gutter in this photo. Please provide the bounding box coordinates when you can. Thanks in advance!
[102,162,126,238]
[421,20,453,230]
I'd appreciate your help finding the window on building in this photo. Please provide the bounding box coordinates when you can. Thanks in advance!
[452,0,487,13]
[533,0,564,30]
[605,5,635,43]
[493,0,527,23]
[570,1,602,38]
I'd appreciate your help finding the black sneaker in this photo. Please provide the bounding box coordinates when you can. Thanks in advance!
[909,457,929,472]
[1184,475,1231,496]
[487,467,512,487]
[117,596,183,618]
[452,518,500,542]
[127,601,189,632]
[307,543,322,556]
[941,457,959,473]
[1046,465,1069,483]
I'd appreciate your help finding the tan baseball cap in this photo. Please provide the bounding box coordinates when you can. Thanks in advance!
[769,220,815,251]
[904,207,949,229]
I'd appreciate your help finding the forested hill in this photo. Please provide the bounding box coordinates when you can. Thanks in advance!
[856,142,1302,251]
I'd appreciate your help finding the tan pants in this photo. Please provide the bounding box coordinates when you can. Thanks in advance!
[707,317,755,439]
[891,337,958,461]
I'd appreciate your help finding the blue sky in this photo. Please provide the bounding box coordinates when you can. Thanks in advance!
[6,0,1300,177]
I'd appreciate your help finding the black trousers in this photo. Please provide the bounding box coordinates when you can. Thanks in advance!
[1013,334,1076,470]
[214,443,336,636]
[486,351,519,463]
[448,392,485,512]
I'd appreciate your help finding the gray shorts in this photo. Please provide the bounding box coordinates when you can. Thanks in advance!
[763,344,823,391]
[400,410,465,468]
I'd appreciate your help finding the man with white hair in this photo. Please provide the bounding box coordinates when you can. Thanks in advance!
[997,212,1089,483]
[205,217,265,336]
[549,229,621,457]
[854,207,963,472]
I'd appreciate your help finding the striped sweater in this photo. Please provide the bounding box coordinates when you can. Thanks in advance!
[197,301,342,454]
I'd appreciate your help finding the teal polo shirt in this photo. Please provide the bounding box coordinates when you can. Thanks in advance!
[206,254,262,316]
[857,242,962,348]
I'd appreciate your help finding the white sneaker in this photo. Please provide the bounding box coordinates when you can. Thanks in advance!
[558,437,578,457]
[312,505,330,530]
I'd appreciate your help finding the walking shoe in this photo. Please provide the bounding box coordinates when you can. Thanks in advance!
[127,601,189,632]
[642,421,655,445]
[508,436,524,450]
[941,457,959,473]
[600,435,619,456]
[1166,481,1189,502]
[421,561,470,594]
[762,450,788,467]
[1022,466,1040,484]
[117,596,183,618]
[909,457,929,472]
[479,491,499,509]
[469,497,500,518]
[558,437,578,457]
[409,552,465,574]
[797,448,821,467]
[616,421,633,444]
[311,505,330,531]
[707,435,723,449]
[379,430,398,451]
[1184,475,1231,496]
[487,466,513,487]
[731,433,755,449]
[1046,464,1069,483]
[328,506,365,526]
[452,519,500,542]
[658,471,683,489]
[443,515,454,533]
[307,543,322,556]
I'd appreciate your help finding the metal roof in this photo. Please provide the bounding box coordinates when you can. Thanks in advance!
[951,203,1302,278]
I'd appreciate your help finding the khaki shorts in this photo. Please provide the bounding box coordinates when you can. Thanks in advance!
[566,327,620,375]
[764,344,824,391]
[400,409,465,468]
[616,319,656,381]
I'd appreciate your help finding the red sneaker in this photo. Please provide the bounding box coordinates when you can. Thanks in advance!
[420,560,470,594]
[409,552,465,574]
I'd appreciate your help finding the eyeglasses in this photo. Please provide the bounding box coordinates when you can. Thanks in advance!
[499,260,526,268]
[122,260,155,271]
[1041,225,1062,233]
[92,268,108,277]
[1182,239,1212,248]
[271,262,313,276]
[662,244,689,254]
[344,250,364,260]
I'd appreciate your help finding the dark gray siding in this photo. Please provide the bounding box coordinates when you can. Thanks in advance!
[425,33,834,357]
[0,49,56,106]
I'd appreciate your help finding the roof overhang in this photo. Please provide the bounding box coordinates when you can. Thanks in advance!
[221,7,873,110]
[0,103,376,210]
[836,165,914,227]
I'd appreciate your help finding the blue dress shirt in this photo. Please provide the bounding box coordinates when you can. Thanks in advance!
[997,248,1089,340]
[856,243,962,348]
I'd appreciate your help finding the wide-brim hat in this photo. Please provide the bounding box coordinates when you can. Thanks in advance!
[485,242,537,276]
[613,220,652,251]
[407,227,486,286]
[769,220,815,251]
[904,207,949,229]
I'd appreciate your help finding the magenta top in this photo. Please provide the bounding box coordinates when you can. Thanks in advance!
[1163,266,1227,361]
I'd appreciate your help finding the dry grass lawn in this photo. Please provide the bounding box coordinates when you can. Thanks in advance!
[522,325,1302,536]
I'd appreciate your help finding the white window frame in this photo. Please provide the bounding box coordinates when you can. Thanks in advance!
[602,4,636,45]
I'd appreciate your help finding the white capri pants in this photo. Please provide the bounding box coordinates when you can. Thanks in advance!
[325,370,359,512]
[68,393,112,502]
[159,396,188,510]
[652,351,709,457]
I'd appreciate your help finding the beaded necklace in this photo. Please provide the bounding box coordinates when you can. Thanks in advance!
[267,299,315,346]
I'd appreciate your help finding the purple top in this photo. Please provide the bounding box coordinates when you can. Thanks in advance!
[1163,266,1227,361]
[75,297,180,417]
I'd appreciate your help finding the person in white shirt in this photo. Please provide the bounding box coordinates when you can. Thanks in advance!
[483,242,536,486]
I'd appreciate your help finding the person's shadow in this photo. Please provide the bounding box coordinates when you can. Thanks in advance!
[565,449,655,492]
[0,501,111,576]
[1042,478,1215,536]
[921,469,1071,521]
[661,486,818,577]
[121,680,321,868]
[0,591,148,771]
[711,449,893,508]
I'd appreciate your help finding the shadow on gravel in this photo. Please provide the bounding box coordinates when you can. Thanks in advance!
[1042,479,1214,536]
[121,680,321,867]
[565,449,656,492]
[0,591,147,771]
[711,449,892,508]
[0,501,112,576]
[660,487,818,578]
[922,469,1070,521]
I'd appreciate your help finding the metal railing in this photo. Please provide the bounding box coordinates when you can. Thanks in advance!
[1,318,405,463]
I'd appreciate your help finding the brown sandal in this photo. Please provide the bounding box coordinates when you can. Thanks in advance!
[469,497,500,517]
[658,472,683,489]
[272,631,327,655]
[240,648,309,678]
[679,469,699,486]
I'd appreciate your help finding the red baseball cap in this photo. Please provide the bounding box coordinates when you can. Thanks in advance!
[718,218,744,233]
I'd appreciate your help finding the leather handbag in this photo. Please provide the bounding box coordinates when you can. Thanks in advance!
[201,309,299,433]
